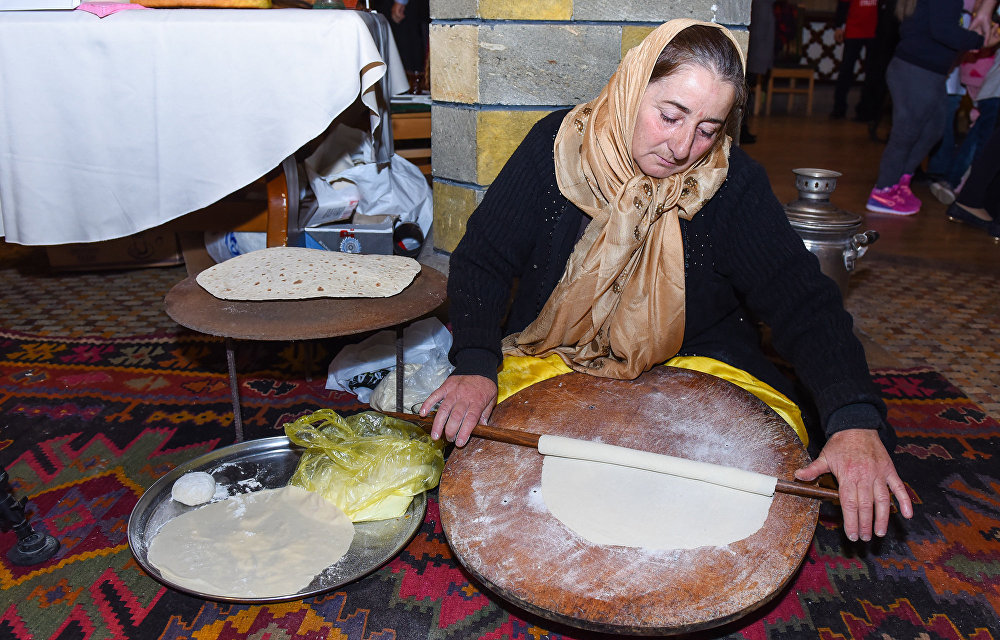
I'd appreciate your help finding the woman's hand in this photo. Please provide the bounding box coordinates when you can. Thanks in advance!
[794,429,913,542]
[970,0,998,39]
[420,375,498,447]
[391,1,406,23]
[985,23,1000,48]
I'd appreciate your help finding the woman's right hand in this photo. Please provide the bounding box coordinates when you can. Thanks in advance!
[420,375,498,447]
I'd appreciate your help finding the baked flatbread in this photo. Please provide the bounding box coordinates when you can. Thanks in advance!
[196,247,420,301]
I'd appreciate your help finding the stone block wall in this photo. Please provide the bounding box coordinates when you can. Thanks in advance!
[429,0,751,252]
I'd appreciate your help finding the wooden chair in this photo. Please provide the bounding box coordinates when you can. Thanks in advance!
[764,67,815,116]
[391,109,431,178]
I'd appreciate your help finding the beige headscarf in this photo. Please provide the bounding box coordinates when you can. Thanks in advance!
[503,19,746,379]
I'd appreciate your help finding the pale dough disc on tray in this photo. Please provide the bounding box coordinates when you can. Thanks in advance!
[147,485,354,599]
[538,436,774,550]
[196,246,420,301]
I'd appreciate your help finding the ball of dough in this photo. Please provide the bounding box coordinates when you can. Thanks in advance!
[171,472,217,506]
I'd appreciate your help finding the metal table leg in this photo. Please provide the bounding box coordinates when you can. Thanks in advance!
[395,326,404,413]
[225,337,244,443]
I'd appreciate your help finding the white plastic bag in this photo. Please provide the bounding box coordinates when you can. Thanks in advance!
[326,317,452,403]
[203,231,267,263]
[369,353,455,414]
[302,123,365,227]
[302,123,432,236]
[346,154,432,239]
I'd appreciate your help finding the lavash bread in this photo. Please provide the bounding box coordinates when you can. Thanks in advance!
[196,247,420,301]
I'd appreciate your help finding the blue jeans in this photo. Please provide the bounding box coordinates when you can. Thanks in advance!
[947,97,999,188]
[925,93,964,178]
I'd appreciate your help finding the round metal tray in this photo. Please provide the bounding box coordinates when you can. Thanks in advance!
[127,436,426,603]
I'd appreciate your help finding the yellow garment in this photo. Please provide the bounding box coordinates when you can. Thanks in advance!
[504,19,746,379]
[497,354,807,445]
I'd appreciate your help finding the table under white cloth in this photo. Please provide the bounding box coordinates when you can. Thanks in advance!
[0,8,406,245]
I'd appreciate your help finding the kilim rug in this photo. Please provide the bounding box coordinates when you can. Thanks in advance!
[1,330,998,640]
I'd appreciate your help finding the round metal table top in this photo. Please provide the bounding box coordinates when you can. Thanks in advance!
[164,264,447,341]
[439,367,820,636]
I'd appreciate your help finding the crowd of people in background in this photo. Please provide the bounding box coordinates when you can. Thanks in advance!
[747,0,1000,237]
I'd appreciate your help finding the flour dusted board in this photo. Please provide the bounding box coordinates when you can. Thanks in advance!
[196,247,420,301]
[439,367,819,635]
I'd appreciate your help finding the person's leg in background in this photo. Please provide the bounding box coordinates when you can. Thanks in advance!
[854,37,879,121]
[865,0,900,141]
[869,58,946,215]
[946,97,999,190]
[832,38,865,119]
[925,92,964,181]
[945,124,1000,236]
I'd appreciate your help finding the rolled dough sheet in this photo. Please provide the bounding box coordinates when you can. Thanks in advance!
[147,485,354,598]
[538,436,775,550]
[538,435,777,495]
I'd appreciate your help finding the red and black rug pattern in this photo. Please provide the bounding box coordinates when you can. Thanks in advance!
[1,331,998,639]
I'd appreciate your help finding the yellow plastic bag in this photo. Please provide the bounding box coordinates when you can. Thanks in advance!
[285,409,444,522]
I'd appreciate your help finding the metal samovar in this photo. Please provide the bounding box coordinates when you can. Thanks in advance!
[784,168,878,298]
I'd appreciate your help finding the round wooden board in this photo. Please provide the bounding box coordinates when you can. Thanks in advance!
[439,366,820,636]
[164,265,447,341]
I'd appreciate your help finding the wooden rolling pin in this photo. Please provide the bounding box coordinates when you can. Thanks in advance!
[381,410,840,503]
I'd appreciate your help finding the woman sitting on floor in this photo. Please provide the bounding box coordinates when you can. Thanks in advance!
[421,19,913,544]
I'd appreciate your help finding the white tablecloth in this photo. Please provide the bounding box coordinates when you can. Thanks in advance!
[0,8,404,245]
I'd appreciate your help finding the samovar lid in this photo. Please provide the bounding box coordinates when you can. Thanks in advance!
[784,168,862,231]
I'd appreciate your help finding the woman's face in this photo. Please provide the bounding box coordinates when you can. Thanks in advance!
[630,64,736,179]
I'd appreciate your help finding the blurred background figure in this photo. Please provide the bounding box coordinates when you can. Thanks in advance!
[929,40,999,204]
[373,0,430,94]
[831,0,880,121]
[945,122,1000,237]
[866,0,992,216]
[863,0,900,141]
[743,0,777,144]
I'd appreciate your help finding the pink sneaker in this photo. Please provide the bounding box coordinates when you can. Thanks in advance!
[895,174,922,212]
[866,184,918,215]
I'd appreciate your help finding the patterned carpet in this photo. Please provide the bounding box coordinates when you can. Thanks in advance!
[0,242,999,638]
[845,254,1000,420]
[0,330,998,640]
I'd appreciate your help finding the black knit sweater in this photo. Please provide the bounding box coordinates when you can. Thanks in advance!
[447,110,893,445]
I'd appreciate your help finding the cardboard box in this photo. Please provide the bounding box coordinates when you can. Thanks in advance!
[45,230,183,271]
[290,215,394,255]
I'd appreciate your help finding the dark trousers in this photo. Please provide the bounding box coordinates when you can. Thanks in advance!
[876,58,947,188]
[957,124,1000,214]
[833,38,877,119]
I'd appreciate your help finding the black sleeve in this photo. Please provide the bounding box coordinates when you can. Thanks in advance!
[928,1,985,52]
[712,150,894,447]
[446,111,566,382]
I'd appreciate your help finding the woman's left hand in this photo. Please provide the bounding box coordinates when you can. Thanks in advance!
[794,429,913,542]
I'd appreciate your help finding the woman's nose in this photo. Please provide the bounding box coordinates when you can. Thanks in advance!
[669,127,695,162]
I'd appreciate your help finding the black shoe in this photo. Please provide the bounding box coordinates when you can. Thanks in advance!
[829,111,846,120]
[946,203,1000,240]
[740,130,757,144]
